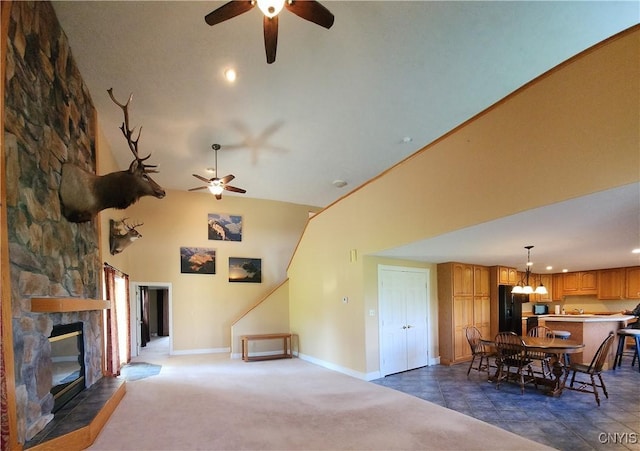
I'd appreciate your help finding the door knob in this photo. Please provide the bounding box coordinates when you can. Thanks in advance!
[407,325,413,329]
[402,326,407,329]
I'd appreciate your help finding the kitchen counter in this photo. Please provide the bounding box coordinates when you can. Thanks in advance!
[538,314,635,324]
[536,314,635,369]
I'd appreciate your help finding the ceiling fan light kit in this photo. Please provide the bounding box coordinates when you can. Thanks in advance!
[257,0,285,18]
[188,144,247,200]
[204,0,335,64]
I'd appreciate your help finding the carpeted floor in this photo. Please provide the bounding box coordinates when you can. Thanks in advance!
[88,348,550,450]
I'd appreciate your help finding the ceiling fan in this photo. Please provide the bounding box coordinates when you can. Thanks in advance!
[189,144,247,200]
[204,0,335,64]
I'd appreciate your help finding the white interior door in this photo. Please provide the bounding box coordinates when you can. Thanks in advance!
[379,266,429,376]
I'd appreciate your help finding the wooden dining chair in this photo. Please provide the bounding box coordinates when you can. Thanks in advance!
[527,325,553,379]
[494,331,537,394]
[464,326,496,376]
[562,332,615,406]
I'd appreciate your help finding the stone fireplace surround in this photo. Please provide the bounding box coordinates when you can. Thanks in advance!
[4,1,104,444]
[22,298,109,441]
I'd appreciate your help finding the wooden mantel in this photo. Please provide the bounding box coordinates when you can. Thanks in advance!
[30,297,111,313]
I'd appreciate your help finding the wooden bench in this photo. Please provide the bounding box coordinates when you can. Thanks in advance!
[241,333,292,362]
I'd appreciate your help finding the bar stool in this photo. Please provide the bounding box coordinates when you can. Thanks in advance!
[552,330,571,365]
[613,329,640,372]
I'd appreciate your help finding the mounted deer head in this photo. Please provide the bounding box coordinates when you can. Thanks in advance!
[109,218,143,255]
[59,89,166,223]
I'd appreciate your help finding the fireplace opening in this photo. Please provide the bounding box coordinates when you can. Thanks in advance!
[49,322,86,413]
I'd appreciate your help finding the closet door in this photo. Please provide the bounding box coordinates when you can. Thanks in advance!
[379,266,429,376]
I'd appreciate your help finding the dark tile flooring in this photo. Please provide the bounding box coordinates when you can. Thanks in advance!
[372,361,640,451]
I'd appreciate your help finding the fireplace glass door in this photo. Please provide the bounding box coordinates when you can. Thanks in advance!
[50,322,86,412]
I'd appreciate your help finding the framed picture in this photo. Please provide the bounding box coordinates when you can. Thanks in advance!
[208,213,242,241]
[229,257,262,283]
[180,247,216,274]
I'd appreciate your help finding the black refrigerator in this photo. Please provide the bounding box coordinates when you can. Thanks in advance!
[498,285,529,335]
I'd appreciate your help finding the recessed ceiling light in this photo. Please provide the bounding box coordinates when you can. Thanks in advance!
[332,180,347,188]
[224,68,237,82]
[632,248,640,254]
[206,167,216,174]
[546,266,553,271]
[402,136,413,144]
[562,269,568,273]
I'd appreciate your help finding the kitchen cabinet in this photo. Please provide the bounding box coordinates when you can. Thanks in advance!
[474,266,490,297]
[598,268,626,300]
[438,263,490,365]
[562,271,598,295]
[453,263,474,296]
[552,273,564,301]
[626,266,640,299]
[497,266,518,285]
[530,273,552,302]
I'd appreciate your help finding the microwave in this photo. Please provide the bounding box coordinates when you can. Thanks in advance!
[533,304,549,315]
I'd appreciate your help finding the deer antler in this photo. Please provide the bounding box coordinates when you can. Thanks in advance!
[121,218,144,231]
[107,88,157,173]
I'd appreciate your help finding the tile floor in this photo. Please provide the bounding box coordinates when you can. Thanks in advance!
[372,361,640,451]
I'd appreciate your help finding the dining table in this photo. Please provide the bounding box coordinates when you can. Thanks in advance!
[481,335,585,396]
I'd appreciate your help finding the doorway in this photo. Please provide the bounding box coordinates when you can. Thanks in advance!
[378,265,430,376]
[130,282,172,357]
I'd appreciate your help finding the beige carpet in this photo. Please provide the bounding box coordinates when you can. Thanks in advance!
[88,350,551,451]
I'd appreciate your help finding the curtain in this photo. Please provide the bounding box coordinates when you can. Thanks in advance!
[103,264,130,376]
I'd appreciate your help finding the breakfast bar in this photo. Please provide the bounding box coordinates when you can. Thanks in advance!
[537,314,635,368]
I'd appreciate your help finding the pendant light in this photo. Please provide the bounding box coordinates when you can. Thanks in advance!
[511,245,548,295]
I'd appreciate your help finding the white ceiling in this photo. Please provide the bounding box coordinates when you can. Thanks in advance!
[52,1,639,272]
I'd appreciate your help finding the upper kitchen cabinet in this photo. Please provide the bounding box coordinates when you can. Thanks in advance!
[497,266,518,285]
[626,266,640,299]
[562,271,598,295]
[474,266,490,297]
[530,273,553,302]
[552,273,564,301]
[598,268,626,300]
[452,263,474,296]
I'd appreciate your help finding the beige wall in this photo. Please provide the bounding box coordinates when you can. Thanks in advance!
[231,280,290,357]
[288,28,640,377]
[116,189,314,352]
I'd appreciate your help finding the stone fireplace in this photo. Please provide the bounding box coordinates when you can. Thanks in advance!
[4,1,103,444]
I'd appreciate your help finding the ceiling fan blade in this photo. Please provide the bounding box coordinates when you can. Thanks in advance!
[224,185,247,194]
[192,174,212,183]
[188,186,209,192]
[219,174,236,184]
[205,1,255,26]
[285,0,334,29]
[263,15,278,64]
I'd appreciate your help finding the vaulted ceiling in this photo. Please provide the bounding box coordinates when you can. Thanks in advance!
[52,1,639,272]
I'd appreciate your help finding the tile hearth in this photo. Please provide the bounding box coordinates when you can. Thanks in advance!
[24,377,124,449]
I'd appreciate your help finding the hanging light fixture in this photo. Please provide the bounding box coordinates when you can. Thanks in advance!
[511,245,548,295]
